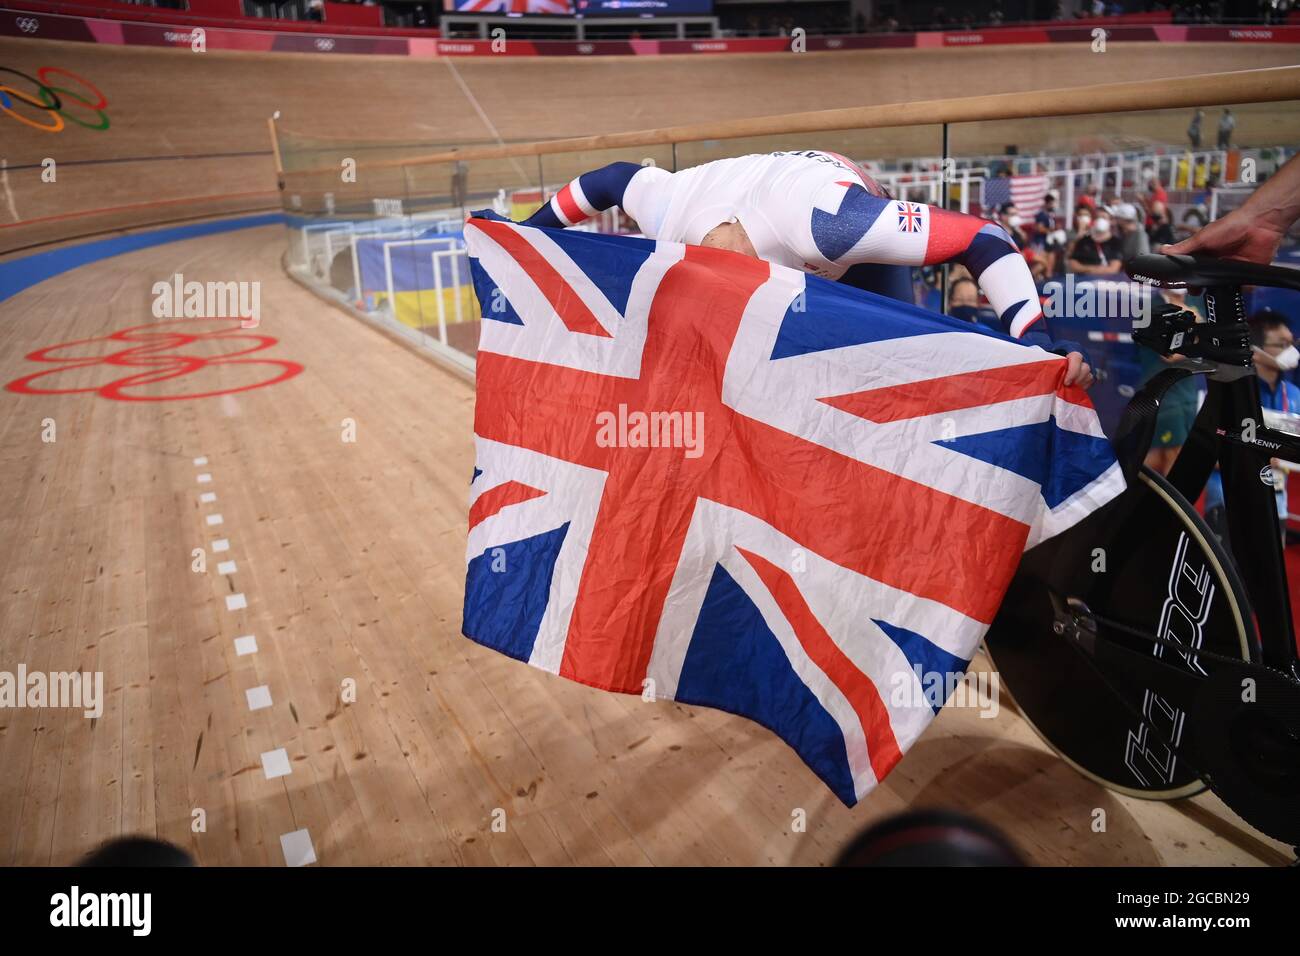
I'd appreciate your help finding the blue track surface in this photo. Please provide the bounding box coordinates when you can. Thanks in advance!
[0,213,286,304]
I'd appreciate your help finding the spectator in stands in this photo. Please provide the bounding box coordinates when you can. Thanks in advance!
[997,202,1030,250]
[1067,216,1124,274]
[1263,0,1293,25]
[946,271,996,325]
[1077,181,1101,211]
[1033,192,1060,245]
[1203,311,1300,543]
[1218,108,1236,149]
[307,0,324,21]
[1065,204,1093,251]
[1032,192,1066,272]
[1145,171,1169,214]
[451,161,469,213]
[948,275,980,310]
[1187,109,1204,149]
[1147,201,1177,247]
[1179,206,1209,242]
[1139,290,1204,476]
[1113,203,1151,260]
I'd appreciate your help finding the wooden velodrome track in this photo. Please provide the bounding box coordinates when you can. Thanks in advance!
[0,221,1293,867]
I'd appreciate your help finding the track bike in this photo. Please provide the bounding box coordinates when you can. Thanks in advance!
[985,253,1300,854]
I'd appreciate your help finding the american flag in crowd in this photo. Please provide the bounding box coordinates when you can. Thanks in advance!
[983,173,1052,215]
[461,215,1123,805]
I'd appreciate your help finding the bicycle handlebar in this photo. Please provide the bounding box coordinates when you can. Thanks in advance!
[1125,253,1300,293]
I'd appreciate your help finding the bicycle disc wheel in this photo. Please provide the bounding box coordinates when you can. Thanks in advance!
[986,465,1259,800]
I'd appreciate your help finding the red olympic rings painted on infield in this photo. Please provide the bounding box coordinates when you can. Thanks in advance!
[0,65,109,132]
[5,318,303,402]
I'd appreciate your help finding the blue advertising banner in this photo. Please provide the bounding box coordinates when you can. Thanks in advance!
[575,0,714,15]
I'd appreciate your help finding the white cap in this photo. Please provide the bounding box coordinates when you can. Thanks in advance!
[1114,203,1139,222]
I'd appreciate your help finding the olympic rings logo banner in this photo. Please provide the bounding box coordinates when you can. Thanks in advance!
[0,65,109,133]
[5,319,304,402]
[15,16,38,33]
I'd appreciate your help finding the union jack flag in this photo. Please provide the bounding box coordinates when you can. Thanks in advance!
[462,216,1123,806]
[448,0,571,12]
[896,201,924,233]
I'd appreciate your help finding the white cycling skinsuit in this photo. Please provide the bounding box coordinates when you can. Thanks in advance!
[521,150,1067,351]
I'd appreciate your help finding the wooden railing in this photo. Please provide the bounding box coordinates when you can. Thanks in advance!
[274,65,1300,179]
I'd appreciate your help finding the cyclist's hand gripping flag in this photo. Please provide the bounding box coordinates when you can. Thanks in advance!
[462,217,1124,806]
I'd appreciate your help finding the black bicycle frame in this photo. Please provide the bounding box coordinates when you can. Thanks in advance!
[1163,283,1300,679]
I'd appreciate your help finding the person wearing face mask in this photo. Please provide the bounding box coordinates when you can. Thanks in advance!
[1066,216,1123,275]
[1251,311,1300,398]
[998,202,1029,250]
[1112,203,1151,260]
[945,274,987,325]
[1202,312,1300,543]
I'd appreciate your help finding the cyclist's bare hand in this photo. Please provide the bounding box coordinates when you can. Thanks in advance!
[1064,351,1094,389]
[1162,207,1285,265]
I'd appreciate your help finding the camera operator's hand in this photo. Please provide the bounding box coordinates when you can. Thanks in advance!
[1163,154,1300,265]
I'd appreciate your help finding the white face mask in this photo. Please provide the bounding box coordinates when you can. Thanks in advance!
[1006,214,1023,228]
[1256,344,1300,371]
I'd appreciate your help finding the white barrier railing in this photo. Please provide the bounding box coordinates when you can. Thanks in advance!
[381,237,464,323]
[430,248,474,346]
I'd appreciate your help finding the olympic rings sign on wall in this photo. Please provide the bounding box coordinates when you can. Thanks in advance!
[16,17,39,33]
[0,65,110,133]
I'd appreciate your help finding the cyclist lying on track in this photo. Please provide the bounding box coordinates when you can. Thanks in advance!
[522,149,1094,388]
